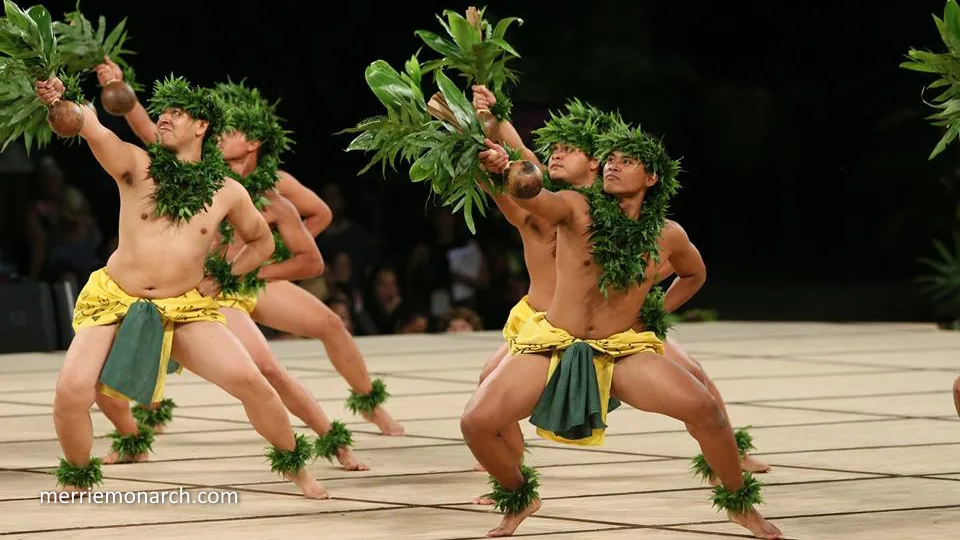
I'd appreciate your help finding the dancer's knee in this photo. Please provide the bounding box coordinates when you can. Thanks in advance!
[310,308,347,339]
[231,368,276,403]
[953,376,960,396]
[688,392,726,432]
[461,403,498,441]
[55,380,95,415]
[255,352,287,387]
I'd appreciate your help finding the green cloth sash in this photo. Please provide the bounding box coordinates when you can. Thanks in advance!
[98,301,166,405]
[529,342,617,440]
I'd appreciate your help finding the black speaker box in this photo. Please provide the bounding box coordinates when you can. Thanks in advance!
[0,282,59,353]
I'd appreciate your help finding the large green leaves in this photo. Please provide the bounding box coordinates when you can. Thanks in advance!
[340,56,433,175]
[0,58,49,152]
[53,4,139,89]
[414,6,523,120]
[342,56,496,233]
[902,0,960,159]
[0,0,60,78]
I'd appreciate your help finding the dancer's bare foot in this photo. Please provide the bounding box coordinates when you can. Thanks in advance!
[473,495,494,505]
[285,469,329,499]
[362,406,405,436]
[729,507,783,539]
[474,461,487,472]
[487,498,541,537]
[103,450,149,464]
[335,447,369,471]
[741,453,770,473]
[56,484,85,494]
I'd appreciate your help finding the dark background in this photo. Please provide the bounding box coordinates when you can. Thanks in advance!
[4,0,957,324]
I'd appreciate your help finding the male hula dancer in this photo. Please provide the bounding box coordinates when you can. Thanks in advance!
[94,58,404,436]
[461,122,782,538]
[93,82,368,470]
[468,95,618,480]
[34,75,326,498]
[473,85,769,481]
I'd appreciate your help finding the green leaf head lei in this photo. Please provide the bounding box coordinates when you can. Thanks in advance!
[532,99,621,161]
[574,121,681,296]
[214,79,293,163]
[147,74,227,141]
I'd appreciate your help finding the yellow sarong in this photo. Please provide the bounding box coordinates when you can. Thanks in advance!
[74,268,225,404]
[215,291,259,314]
[502,295,537,349]
[510,312,664,446]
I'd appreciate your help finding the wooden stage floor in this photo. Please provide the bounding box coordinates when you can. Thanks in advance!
[0,321,957,539]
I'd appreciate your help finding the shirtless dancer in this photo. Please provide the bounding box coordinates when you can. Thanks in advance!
[462,122,782,538]
[93,81,368,470]
[94,58,404,436]
[471,86,769,480]
[34,75,325,498]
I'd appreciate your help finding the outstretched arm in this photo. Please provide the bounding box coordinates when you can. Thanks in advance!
[660,222,706,313]
[95,57,157,145]
[275,170,332,236]
[256,192,324,281]
[475,174,529,227]
[221,181,275,275]
[36,78,144,184]
[479,140,576,225]
[472,85,544,170]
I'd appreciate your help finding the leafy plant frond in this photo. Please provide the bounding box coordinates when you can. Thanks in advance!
[414,6,524,120]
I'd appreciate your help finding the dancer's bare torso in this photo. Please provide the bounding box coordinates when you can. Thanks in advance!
[107,150,248,299]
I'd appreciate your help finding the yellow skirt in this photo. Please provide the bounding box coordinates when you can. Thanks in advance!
[74,268,224,404]
[510,313,664,446]
[215,290,259,314]
[502,296,537,349]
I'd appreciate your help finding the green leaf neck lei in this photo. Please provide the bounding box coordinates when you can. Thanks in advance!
[574,179,669,297]
[147,139,228,223]
[226,155,280,210]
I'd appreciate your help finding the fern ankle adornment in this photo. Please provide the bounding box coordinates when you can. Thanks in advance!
[711,472,764,515]
[345,378,389,415]
[314,421,354,462]
[735,426,756,456]
[691,426,759,483]
[690,453,712,483]
[486,465,540,515]
[109,425,155,462]
[266,433,312,476]
[55,457,103,489]
[132,398,176,429]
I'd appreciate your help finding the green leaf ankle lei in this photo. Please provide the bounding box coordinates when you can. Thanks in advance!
[266,433,313,475]
[148,139,228,223]
[345,378,390,415]
[712,471,764,514]
[486,465,540,515]
[55,457,103,489]
[313,421,354,462]
[132,399,177,428]
[691,427,759,482]
[108,425,156,461]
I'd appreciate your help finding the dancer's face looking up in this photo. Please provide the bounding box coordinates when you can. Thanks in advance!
[218,130,260,161]
[602,151,658,197]
[156,108,209,150]
[548,144,598,187]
